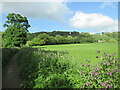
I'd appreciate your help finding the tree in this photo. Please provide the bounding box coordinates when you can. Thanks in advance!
[3,13,30,47]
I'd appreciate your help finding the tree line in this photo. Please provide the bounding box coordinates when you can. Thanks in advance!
[2,13,119,48]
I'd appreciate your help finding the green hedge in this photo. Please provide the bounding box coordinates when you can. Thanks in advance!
[2,48,19,68]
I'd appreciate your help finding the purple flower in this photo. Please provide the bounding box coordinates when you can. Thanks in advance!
[115,59,119,60]
[105,72,112,75]
[106,86,109,88]
[86,77,90,79]
[96,51,100,53]
[96,56,99,58]
[100,83,106,86]
[105,53,108,56]
[94,73,99,75]
[86,64,90,66]
[109,85,113,87]
[80,71,83,75]
[106,80,111,83]
[105,72,109,75]
[113,69,119,72]
[86,82,90,86]
[94,67,99,71]
[81,64,84,67]
[89,72,93,75]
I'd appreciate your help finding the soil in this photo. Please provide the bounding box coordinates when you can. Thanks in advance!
[2,53,21,88]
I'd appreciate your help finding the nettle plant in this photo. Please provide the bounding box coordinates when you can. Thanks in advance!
[79,51,119,88]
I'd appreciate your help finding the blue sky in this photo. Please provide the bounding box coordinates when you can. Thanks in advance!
[2,2,118,33]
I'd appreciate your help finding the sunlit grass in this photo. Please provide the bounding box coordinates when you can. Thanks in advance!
[33,42,118,66]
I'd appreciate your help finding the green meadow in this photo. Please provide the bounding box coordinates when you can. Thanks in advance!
[34,42,118,66]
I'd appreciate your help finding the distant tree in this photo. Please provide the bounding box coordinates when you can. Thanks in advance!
[3,13,30,47]
[65,35,75,44]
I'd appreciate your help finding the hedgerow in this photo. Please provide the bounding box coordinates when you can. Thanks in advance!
[18,48,119,88]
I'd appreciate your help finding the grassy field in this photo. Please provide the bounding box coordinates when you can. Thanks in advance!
[33,43,118,66]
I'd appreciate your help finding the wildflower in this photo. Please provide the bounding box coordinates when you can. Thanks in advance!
[86,82,90,86]
[94,77,98,79]
[94,73,99,75]
[105,72,109,75]
[94,66,99,71]
[109,73,112,75]
[86,77,90,79]
[96,56,98,58]
[96,51,100,53]
[115,59,119,60]
[113,69,119,72]
[89,72,93,75]
[81,64,84,67]
[80,71,83,75]
[86,64,90,66]
[105,53,108,56]
[109,85,113,87]
[100,83,106,86]
[106,80,111,83]
[106,86,109,88]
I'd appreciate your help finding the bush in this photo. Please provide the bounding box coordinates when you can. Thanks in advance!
[2,48,19,68]
[17,48,119,88]
[17,47,72,88]
[67,51,120,88]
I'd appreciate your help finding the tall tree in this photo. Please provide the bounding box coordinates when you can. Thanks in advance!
[3,13,30,47]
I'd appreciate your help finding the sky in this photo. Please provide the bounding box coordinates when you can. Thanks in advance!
[1,1,118,33]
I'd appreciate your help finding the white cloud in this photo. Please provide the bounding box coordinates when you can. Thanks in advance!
[100,2,113,9]
[69,11,118,32]
[2,2,72,22]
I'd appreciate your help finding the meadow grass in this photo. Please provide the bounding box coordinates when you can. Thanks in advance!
[33,42,118,66]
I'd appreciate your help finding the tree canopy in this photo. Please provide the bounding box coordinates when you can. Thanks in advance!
[2,13,30,47]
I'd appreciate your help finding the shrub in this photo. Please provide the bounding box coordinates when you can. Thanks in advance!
[17,48,119,88]
[17,47,72,88]
[2,48,19,68]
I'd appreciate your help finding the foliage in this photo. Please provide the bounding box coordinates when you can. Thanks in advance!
[93,34,117,42]
[17,47,72,88]
[2,48,19,68]
[2,13,30,47]
[17,47,119,88]
[26,33,98,46]
[72,51,120,88]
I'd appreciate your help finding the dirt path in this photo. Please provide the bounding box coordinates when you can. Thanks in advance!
[2,53,21,88]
